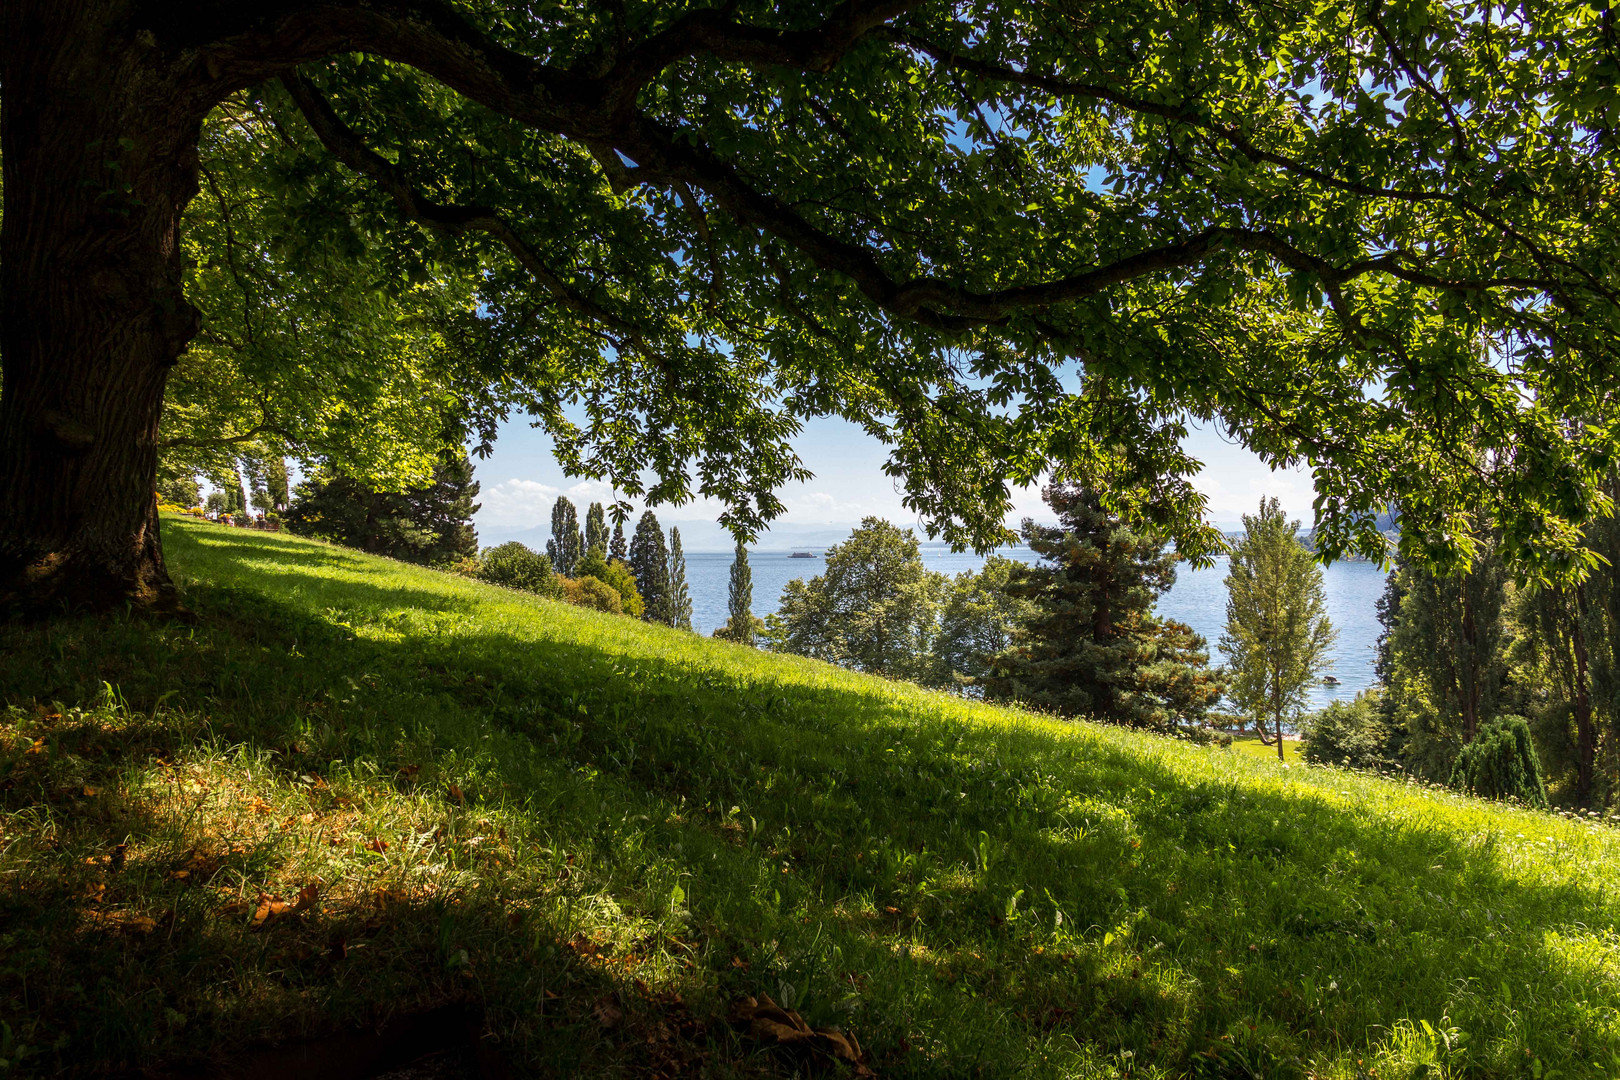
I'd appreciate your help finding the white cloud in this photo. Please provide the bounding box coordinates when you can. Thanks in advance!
[477,477,621,527]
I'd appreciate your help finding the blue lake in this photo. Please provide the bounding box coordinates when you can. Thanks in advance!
[682,547,1388,712]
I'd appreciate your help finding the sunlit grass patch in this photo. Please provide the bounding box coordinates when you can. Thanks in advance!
[2,517,1619,1077]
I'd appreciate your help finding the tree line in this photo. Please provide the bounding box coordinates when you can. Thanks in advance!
[251,451,1587,809]
[1304,499,1620,810]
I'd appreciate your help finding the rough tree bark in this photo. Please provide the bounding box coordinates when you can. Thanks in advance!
[0,1,209,613]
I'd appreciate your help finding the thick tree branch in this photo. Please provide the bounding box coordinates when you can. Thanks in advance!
[282,71,644,338]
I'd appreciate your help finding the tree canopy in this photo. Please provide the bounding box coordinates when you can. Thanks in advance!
[7,0,1620,609]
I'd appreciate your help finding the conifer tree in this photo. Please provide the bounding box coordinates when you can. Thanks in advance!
[610,519,628,561]
[985,484,1223,729]
[716,541,759,645]
[585,502,609,555]
[667,527,693,630]
[628,511,670,623]
[547,497,583,577]
[284,453,480,563]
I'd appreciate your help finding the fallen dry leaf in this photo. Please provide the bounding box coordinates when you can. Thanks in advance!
[250,883,320,928]
[365,837,388,853]
[250,797,273,815]
[82,785,99,797]
[729,994,872,1075]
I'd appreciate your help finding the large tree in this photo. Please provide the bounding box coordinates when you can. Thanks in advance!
[547,496,583,577]
[984,484,1221,728]
[763,517,945,679]
[5,0,1620,611]
[1219,498,1336,759]
[628,511,670,622]
[284,451,481,564]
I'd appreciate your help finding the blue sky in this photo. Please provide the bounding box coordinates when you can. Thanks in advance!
[471,412,1319,548]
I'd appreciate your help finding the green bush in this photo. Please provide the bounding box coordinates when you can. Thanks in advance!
[474,543,561,597]
[565,575,623,614]
[1449,715,1548,808]
[574,548,644,617]
[1301,691,1397,770]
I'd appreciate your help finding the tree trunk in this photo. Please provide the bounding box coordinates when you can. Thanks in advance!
[1573,585,1597,806]
[0,2,208,613]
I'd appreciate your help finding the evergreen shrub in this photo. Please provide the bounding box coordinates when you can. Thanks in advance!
[1449,715,1549,808]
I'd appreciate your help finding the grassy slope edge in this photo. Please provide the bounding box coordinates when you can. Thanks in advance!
[2,518,1618,1079]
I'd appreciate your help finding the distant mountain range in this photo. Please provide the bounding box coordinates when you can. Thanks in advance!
[475,519,888,554]
[479,509,1399,556]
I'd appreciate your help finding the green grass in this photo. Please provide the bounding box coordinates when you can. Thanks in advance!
[4,518,1620,1078]
[1229,736,1304,764]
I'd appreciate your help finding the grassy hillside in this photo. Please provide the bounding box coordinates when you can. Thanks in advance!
[3,519,1619,1078]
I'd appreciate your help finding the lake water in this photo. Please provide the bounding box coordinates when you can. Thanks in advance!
[683,547,1388,712]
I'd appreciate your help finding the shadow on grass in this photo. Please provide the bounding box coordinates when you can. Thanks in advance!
[3,524,1618,1077]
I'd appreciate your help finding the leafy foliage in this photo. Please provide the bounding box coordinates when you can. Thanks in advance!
[585,502,610,555]
[283,453,480,565]
[928,556,1033,690]
[473,542,560,598]
[575,547,645,618]
[564,575,623,614]
[1384,542,1509,780]
[1450,716,1549,809]
[158,473,202,510]
[162,96,485,497]
[763,518,944,680]
[105,0,1620,577]
[714,541,758,646]
[1301,692,1399,771]
[986,485,1222,729]
[1219,498,1335,755]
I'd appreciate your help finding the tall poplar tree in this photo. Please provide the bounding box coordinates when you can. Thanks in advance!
[628,512,670,623]
[667,527,693,631]
[585,502,609,555]
[1219,498,1336,759]
[716,541,760,645]
[547,497,583,578]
